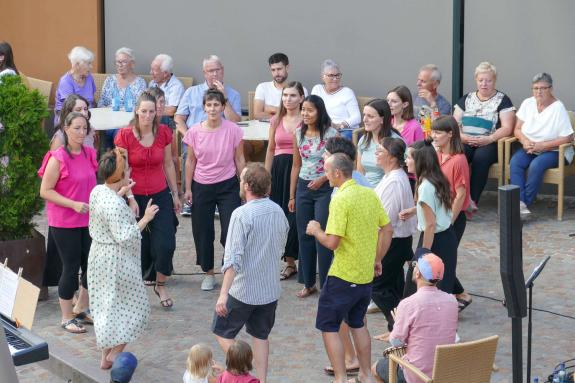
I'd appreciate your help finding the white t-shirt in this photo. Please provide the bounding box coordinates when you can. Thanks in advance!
[183,370,208,383]
[374,168,417,238]
[517,97,574,163]
[311,84,361,129]
[254,81,308,107]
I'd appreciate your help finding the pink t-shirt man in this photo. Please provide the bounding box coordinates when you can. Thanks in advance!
[182,119,243,184]
[38,146,98,228]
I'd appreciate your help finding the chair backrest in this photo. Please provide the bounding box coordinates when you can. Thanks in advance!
[141,74,152,86]
[568,111,575,134]
[178,76,194,90]
[357,96,375,114]
[248,91,256,120]
[431,335,498,383]
[92,73,108,104]
[26,77,53,106]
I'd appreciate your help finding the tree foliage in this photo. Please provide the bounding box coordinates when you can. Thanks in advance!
[0,75,49,240]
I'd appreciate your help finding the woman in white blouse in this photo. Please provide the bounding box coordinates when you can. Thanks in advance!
[311,59,361,140]
[371,137,417,341]
[510,72,574,218]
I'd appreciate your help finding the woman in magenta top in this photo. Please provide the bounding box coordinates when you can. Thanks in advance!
[264,81,304,281]
[183,89,245,291]
[387,85,424,145]
[114,90,180,309]
[39,112,97,334]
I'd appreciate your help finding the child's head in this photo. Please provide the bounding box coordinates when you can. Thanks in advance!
[186,344,213,379]
[226,340,253,375]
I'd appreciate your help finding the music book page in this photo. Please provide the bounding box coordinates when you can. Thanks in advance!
[0,267,18,318]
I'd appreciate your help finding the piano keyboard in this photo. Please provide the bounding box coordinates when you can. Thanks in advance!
[2,316,48,366]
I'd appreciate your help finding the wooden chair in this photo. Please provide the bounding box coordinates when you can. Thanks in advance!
[487,137,507,186]
[247,91,256,120]
[141,74,152,86]
[178,76,194,90]
[504,111,575,220]
[92,73,108,104]
[26,77,53,107]
[357,96,375,114]
[388,335,499,383]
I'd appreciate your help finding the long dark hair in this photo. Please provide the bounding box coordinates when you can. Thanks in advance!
[388,85,415,120]
[0,42,18,74]
[62,112,90,158]
[381,137,406,170]
[57,94,91,132]
[131,90,159,140]
[411,140,452,210]
[362,99,400,149]
[273,81,304,130]
[431,116,464,155]
[300,95,331,142]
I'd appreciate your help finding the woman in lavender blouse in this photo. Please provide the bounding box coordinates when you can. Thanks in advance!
[54,46,96,125]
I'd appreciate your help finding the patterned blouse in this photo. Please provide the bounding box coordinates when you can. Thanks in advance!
[97,75,147,108]
[295,127,338,181]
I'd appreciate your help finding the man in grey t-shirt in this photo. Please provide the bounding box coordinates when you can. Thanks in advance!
[413,64,452,118]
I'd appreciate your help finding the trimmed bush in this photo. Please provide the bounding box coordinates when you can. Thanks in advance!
[0,75,49,240]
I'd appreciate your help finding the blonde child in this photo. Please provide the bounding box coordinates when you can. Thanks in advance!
[184,344,220,383]
[218,340,260,383]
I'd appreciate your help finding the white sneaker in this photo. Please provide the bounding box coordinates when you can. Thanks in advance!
[367,300,381,314]
[201,275,215,291]
[519,201,531,218]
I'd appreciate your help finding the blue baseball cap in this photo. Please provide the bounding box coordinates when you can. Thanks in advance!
[110,352,138,383]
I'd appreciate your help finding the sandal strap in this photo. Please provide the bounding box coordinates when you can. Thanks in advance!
[62,317,84,329]
[155,281,166,287]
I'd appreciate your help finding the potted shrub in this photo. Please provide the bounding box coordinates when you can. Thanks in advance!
[0,75,49,287]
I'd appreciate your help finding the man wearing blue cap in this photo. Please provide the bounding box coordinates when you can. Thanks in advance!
[372,250,458,383]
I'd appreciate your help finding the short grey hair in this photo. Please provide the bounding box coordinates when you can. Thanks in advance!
[321,59,340,75]
[419,64,442,83]
[68,46,94,66]
[115,47,135,61]
[328,152,353,178]
[532,72,553,86]
[202,55,222,69]
[154,54,173,72]
[474,61,497,80]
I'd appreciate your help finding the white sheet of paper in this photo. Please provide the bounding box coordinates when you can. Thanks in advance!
[0,267,19,318]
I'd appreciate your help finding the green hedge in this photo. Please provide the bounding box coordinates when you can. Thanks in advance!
[0,75,49,240]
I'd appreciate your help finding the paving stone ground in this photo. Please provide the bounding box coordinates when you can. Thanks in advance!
[16,192,575,382]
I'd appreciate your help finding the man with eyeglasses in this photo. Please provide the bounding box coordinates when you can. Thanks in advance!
[175,55,241,216]
[306,152,392,383]
[372,249,458,383]
[413,64,452,118]
[253,52,308,120]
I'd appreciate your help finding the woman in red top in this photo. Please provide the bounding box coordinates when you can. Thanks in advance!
[430,116,473,311]
[114,90,180,309]
[264,81,304,281]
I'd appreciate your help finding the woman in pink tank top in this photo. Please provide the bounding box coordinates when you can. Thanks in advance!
[38,112,97,334]
[264,81,304,281]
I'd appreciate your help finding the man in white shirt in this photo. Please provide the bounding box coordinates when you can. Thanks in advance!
[253,53,307,120]
[149,54,185,119]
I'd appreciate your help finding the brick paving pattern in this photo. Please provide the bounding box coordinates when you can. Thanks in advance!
[16,193,575,382]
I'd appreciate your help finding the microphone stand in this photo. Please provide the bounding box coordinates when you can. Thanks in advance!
[525,256,551,383]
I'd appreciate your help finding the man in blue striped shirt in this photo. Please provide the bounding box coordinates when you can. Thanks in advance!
[213,163,289,383]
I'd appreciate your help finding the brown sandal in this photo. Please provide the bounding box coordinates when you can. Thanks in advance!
[154,281,173,309]
[280,265,297,280]
[296,286,318,298]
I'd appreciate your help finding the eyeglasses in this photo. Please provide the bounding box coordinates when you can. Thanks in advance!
[531,86,551,92]
[205,67,223,74]
[324,73,342,79]
[115,60,130,66]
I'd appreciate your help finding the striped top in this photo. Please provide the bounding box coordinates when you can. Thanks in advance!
[222,198,289,305]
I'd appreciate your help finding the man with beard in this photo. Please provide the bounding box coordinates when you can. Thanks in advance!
[253,53,308,120]
[213,163,288,383]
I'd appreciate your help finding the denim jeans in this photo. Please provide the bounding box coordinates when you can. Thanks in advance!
[510,148,560,205]
[295,178,333,288]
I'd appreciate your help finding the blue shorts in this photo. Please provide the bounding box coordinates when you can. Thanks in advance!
[315,276,372,332]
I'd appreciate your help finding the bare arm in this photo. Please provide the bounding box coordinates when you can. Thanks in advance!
[223,103,241,122]
[174,114,188,138]
[356,148,366,174]
[491,110,515,141]
[163,144,181,212]
[215,267,237,317]
[288,135,302,212]
[253,99,278,120]
[420,202,436,249]
[234,140,246,176]
[306,221,341,251]
[264,123,277,172]
[183,145,197,204]
[376,222,393,263]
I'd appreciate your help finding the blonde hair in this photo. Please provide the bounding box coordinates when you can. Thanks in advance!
[474,61,497,80]
[186,344,213,379]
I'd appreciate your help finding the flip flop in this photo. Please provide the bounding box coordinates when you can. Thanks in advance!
[74,310,94,325]
[457,297,472,312]
[280,265,297,280]
[61,318,87,334]
[324,365,359,376]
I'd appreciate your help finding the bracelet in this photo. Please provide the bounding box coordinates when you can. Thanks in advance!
[127,195,135,200]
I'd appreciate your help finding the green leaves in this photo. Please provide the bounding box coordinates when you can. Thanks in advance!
[0,75,49,240]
